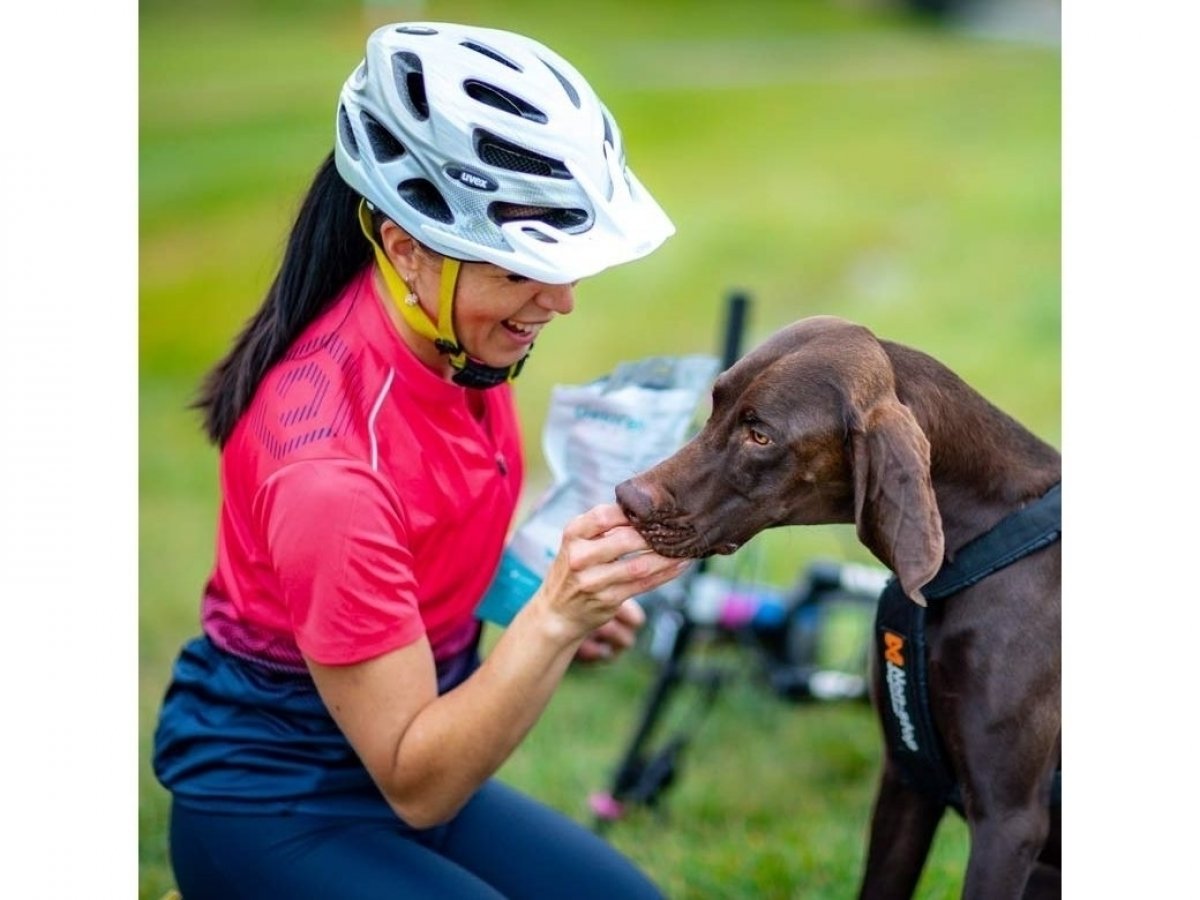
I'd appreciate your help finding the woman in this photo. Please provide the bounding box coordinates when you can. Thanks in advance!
[153,21,683,899]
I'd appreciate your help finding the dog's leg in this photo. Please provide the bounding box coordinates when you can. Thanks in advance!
[943,593,1059,898]
[857,759,946,900]
[1021,862,1061,900]
[961,801,1053,899]
[961,792,1059,899]
[1018,798,1061,898]
[956,731,1058,900]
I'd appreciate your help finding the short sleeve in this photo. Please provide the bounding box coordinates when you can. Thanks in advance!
[253,459,426,665]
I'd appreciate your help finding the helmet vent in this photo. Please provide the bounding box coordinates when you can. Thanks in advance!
[398,178,454,224]
[338,105,360,161]
[361,112,406,162]
[475,130,571,179]
[539,59,581,109]
[464,80,548,124]
[602,113,615,148]
[395,25,438,35]
[489,202,590,234]
[460,40,522,72]
[392,52,429,120]
[521,227,558,244]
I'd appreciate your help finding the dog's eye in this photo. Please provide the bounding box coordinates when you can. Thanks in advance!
[748,428,771,446]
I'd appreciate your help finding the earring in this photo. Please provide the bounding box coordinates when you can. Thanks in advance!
[403,282,419,307]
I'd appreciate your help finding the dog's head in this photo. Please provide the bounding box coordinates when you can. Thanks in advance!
[615,316,944,604]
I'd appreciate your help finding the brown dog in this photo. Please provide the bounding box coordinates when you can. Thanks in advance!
[616,316,1060,899]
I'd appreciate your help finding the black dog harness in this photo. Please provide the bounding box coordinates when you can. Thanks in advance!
[874,482,1062,814]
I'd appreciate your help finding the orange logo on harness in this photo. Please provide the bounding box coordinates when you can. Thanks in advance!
[883,632,906,667]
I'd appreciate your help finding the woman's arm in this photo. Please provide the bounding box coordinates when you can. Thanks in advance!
[306,503,686,828]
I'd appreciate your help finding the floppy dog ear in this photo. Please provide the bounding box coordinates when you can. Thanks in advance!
[850,399,944,605]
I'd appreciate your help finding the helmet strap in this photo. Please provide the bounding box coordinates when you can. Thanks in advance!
[356,200,528,389]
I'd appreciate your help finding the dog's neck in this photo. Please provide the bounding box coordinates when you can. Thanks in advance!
[882,341,1061,553]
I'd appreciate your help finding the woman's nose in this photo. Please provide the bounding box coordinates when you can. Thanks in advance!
[534,282,576,315]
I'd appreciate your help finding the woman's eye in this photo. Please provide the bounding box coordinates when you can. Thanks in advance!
[748,428,771,446]
[506,274,529,284]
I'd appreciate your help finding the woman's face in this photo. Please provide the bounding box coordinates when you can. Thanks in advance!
[411,251,578,370]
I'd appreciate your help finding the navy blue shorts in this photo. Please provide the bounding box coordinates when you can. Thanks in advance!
[155,636,663,898]
[168,780,663,899]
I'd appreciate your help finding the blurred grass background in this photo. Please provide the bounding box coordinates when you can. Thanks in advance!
[139,0,1059,897]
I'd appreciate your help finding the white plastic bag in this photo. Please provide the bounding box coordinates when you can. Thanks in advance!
[476,354,719,626]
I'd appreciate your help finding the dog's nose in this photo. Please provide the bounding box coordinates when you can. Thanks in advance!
[615,478,658,523]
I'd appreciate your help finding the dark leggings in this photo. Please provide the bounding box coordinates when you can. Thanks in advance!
[169,780,665,900]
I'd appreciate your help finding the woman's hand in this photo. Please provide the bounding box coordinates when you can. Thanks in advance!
[306,505,685,829]
[575,598,646,663]
[532,503,687,647]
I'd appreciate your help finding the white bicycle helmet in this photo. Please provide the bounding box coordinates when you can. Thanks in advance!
[334,22,675,285]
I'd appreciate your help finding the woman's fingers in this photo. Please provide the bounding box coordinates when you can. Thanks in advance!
[612,597,647,630]
[576,600,647,663]
[561,511,651,574]
[564,502,633,540]
[564,546,685,599]
[541,504,688,639]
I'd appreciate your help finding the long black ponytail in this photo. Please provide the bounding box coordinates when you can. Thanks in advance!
[194,152,372,446]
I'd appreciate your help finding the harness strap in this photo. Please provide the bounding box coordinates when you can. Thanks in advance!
[923,482,1061,601]
[875,482,1062,814]
[877,585,962,808]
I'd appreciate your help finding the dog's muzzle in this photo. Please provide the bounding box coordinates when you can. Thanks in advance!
[615,479,739,558]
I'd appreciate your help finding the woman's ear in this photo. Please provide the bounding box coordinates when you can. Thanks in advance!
[378,219,419,283]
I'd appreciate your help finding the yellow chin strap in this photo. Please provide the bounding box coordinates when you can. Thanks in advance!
[357,200,530,388]
[357,200,465,363]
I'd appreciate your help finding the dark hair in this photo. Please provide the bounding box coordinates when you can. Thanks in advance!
[194,152,371,445]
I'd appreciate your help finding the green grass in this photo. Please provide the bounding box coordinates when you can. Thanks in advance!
[139,1,1058,896]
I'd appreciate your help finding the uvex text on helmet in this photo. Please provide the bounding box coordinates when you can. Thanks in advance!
[334,22,674,284]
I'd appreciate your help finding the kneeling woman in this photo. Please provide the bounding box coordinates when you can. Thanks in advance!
[153,20,682,899]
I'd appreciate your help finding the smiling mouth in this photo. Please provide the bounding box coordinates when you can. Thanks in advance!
[502,319,547,340]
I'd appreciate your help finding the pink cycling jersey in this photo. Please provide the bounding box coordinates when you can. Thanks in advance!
[200,265,524,671]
